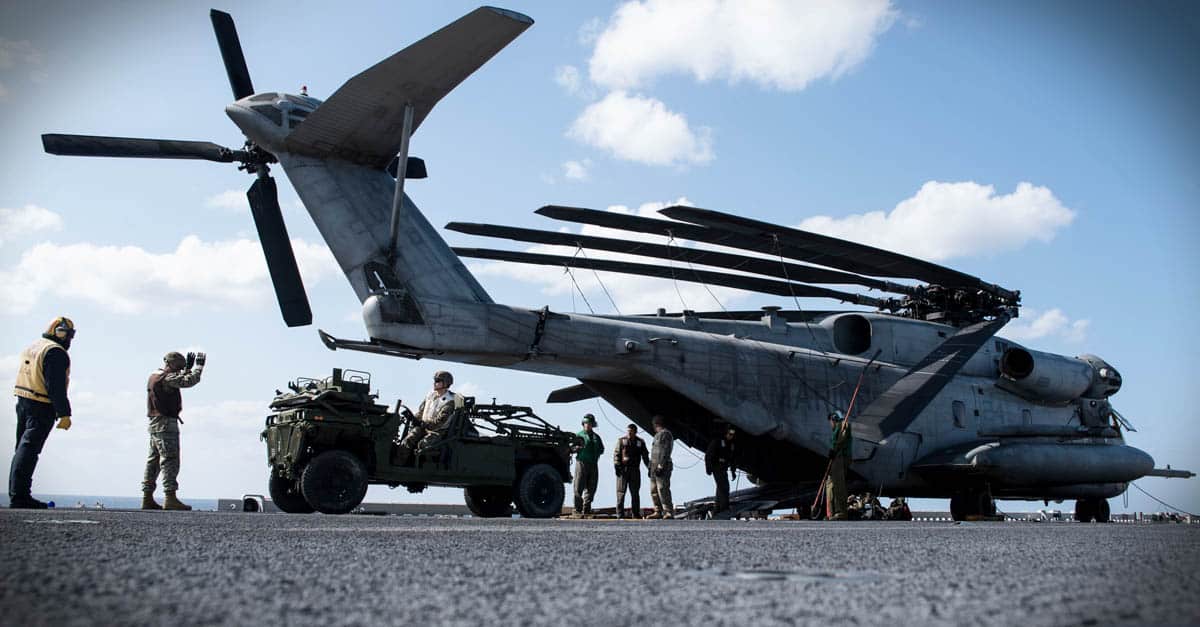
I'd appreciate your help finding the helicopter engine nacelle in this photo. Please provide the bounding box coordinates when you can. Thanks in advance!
[997,347,1097,404]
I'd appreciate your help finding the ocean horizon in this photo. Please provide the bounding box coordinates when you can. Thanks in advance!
[3,494,220,511]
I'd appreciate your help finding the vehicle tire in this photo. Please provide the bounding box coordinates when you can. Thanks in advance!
[464,486,513,518]
[1074,498,1094,523]
[269,470,314,514]
[513,463,564,518]
[301,450,369,515]
[1094,498,1110,523]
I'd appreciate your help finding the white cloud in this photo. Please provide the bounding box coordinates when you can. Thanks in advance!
[0,235,338,315]
[798,181,1076,261]
[1003,308,1090,344]
[205,189,247,211]
[588,0,896,91]
[554,65,583,95]
[568,91,713,167]
[562,159,592,181]
[0,204,62,245]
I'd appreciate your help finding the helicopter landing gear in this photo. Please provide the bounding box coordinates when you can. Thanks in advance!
[950,489,996,521]
[1073,497,1111,523]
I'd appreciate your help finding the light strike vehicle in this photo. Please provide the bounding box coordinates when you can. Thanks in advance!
[263,368,578,517]
[42,7,1193,521]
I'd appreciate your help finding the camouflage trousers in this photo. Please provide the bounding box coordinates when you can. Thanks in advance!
[650,469,673,515]
[615,467,641,516]
[572,460,598,513]
[397,424,443,454]
[143,431,181,493]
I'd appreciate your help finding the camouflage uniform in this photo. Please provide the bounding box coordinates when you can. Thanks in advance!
[398,389,462,455]
[143,362,203,497]
[613,430,649,518]
[825,418,852,520]
[649,427,674,518]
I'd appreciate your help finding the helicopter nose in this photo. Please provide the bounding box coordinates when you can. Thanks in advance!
[225,101,286,152]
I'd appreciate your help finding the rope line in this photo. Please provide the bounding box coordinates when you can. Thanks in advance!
[1131,482,1198,517]
[577,246,622,315]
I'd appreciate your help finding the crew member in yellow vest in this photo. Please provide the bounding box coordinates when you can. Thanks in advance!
[142,351,205,511]
[10,317,75,509]
[395,370,464,464]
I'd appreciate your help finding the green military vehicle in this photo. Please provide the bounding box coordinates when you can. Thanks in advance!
[262,368,579,517]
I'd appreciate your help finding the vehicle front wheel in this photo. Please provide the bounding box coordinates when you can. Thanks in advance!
[513,463,564,518]
[301,450,369,515]
[269,469,314,514]
[464,486,513,518]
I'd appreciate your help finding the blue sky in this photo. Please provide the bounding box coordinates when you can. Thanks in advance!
[1,1,1196,514]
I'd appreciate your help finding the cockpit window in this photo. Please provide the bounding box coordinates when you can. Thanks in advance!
[249,92,277,102]
[250,104,282,125]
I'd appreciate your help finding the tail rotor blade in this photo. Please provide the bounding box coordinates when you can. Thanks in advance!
[211,9,255,100]
[246,174,312,327]
[42,134,234,162]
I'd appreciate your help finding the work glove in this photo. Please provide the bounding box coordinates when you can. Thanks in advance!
[195,352,207,367]
[185,352,196,369]
[56,416,72,431]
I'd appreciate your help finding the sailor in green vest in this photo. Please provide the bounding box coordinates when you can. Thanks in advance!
[10,317,75,509]
[571,413,604,518]
[143,350,205,510]
[825,410,853,521]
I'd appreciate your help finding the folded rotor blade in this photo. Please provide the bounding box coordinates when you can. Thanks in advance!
[661,205,1017,300]
[246,175,312,327]
[446,222,916,295]
[42,134,234,162]
[453,248,891,308]
[536,205,921,297]
[852,314,1011,442]
[211,9,255,100]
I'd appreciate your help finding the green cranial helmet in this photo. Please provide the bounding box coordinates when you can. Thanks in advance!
[582,413,597,426]
[163,351,186,367]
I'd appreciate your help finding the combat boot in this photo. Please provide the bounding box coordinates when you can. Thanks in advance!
[646,511,662,519]
[141,492,162,510]
[163,492,192,511]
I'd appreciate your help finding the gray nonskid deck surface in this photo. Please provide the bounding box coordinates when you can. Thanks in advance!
[1,510,1197,626]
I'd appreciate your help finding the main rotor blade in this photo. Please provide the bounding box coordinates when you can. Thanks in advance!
[446,221,916,295]
[536,205,921,296]
[453,248,891,308]
[42,134,234,162]
[211,9,255,100]
[246,174,312,327]
[852,314,1011,442]
[661,205,1017,300]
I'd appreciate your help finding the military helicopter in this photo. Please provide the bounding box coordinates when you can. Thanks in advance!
[41,7,1192,521]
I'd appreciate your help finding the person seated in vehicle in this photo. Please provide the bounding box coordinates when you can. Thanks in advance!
[860,492,884,520]
[846,494,864,520]
[395,370,464,464]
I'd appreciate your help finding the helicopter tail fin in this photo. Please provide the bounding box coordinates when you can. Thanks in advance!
[283,7,533,168]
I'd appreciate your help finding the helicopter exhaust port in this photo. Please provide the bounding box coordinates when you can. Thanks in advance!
[997,347,1095,404]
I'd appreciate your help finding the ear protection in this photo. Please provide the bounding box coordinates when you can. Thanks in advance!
[47,317,76,341]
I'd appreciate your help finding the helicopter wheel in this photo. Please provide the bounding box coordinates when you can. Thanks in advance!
[1094,499,1111,523]
[1074,498,1095,522]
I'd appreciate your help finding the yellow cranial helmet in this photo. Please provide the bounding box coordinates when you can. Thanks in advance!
[45,316,76,341]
